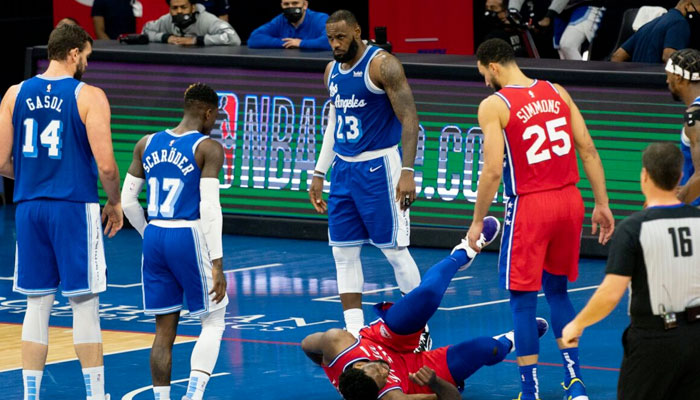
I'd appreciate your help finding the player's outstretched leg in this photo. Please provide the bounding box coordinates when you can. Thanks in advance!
[182,308,226,400]
[447,318,549,383]
[382,216,501,335]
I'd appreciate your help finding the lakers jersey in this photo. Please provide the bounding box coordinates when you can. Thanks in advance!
[327,46,402,156]
[681,96,700,206]
[12,75,98,203]
[142,130,205,221]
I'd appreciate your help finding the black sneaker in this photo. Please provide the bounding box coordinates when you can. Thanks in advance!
[414,326,432,353]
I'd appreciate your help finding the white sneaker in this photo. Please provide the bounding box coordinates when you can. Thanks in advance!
[452,216,501,271]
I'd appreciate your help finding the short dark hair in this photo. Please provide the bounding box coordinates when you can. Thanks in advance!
[165,0,192,5]
[642,142,683,191]
[476,38,515,66]
[338,368,380,400]
[184,83,219,110]
[668,48,700,82]
[47,24,93,61]
[327,10,359,27]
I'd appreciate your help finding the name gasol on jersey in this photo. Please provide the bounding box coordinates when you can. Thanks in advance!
[25,95,63,113]
[516,99,561,124]
[143,147,195,176]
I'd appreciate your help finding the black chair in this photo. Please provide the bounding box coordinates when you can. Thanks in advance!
[606,7,639,60]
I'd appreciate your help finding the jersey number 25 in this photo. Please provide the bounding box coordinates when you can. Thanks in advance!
[522,117,572,165]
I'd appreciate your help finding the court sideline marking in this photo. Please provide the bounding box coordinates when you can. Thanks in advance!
[121,372,230,400]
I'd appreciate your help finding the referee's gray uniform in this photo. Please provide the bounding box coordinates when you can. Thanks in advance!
[606,204,700,400]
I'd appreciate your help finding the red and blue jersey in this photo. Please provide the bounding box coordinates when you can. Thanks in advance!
[495,80,579,197]
[681,96,700,206]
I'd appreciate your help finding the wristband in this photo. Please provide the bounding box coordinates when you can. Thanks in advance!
[312,172,325,179]
[401,167,415,172]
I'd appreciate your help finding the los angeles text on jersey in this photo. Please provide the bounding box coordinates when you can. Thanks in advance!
[25,95,64,113]
[516,99,561,124]
[143,147,195,175]
[333,94,367,112]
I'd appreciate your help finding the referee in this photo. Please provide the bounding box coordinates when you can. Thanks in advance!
[561,142,700,399]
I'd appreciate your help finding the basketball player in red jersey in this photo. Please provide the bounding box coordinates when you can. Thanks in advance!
[466,38,615,400]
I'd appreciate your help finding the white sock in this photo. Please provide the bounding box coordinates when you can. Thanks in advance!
[344,308,364,338]
[184,371,210,400]
[153,386,170,400]
[82,366,105,400]
[23,370,43,400]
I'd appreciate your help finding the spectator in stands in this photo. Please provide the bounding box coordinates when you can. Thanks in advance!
[247,0,330,50]
[56,17,80,28]
[92,0,137,40]
[483,0,529,57]
[611,0,699,63]
[509,0,605,60]
[143,0,241,46]
[195,0,230,22]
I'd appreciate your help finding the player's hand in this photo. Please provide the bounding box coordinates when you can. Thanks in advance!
[167,35,181,45]
[409,366,438,387]
[209,258,227,304]
[309,175,327,213]
[561,321,583,347]
[395,170,416,211]
[282,38,302,48]
[102,201,123,238]
[466,220,484,253]
[537,16,551,28]
[591,204,614,245]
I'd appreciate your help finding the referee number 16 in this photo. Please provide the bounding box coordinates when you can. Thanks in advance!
[668,227,693,257]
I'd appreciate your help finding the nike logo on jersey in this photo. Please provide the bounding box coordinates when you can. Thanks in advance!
[331,73,339,79]
[369,165,383,173]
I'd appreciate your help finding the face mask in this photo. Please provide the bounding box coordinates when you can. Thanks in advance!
[687,3,700,23]
[172,12,196,31]
[484,10,502,22]
[283,7,303,23]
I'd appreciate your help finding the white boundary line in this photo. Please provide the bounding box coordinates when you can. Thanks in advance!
[108,283,142,288]
[312,276,475,306]
[121,372,230,400]
[0,337,198,374]
[223,263,283,273]
[312,282,599,311]
[0,277,13,281]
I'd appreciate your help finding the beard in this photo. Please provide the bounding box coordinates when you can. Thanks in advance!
[74,60,85,81]
[334,39,359,63]
[490,77,502,91]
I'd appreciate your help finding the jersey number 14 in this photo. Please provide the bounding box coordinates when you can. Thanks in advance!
[21,118,63,159]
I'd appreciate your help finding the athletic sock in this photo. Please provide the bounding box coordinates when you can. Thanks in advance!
[560,347,583,385]
[22,370,42,400]
[82,366,105,400]
[518,364,540,400]
[343,308,364,337]
[184,371,210,400]
[152,386,170,400]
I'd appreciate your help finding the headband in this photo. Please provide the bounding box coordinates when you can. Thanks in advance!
[666,58,700,81]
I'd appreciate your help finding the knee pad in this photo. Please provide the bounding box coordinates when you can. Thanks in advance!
[381,247,421,293]
[333,246,363,294]
[22,294,55,345]
[70,294,102,344]
[191,308,226,373]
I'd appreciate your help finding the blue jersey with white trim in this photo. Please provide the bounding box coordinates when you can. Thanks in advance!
[327,46,402,156]
[12,75,98,203]
[681,96,700,206]
[142,130,204,221]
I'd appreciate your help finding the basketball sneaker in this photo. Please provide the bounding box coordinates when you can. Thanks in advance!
[451,216,501,270]
[414,326,432,353]
[562,378,588,400]
[494,317,549,354]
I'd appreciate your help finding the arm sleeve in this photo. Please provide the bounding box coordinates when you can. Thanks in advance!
[314,105,336,174]
[200,178,223,260]
[299,13,331,50]
[247,18,285,48]
[663,22,690,51]
[121,173,147,237]
[605,220,640,277]
[547,0,568,15]
[142,15,172,42]
[203,16,241,46]
[507,0,525,11]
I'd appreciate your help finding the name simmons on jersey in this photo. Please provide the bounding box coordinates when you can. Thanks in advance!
[516,99,561,124]
[329,82,367,112]
[143,147,195,176]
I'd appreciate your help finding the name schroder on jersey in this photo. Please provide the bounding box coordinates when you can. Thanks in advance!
[143,146,196,176]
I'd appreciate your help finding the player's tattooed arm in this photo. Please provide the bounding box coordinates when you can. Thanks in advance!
[678,118,700,203]
[374,53,419,209]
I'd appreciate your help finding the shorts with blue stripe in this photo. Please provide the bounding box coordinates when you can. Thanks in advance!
[141,222,228,317]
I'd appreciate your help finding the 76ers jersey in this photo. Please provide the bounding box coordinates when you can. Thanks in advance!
[12,75,98,203]
[142,130,205,221]
[495,80,579,197]
[681,96,700,206]
[327,46,402,156]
